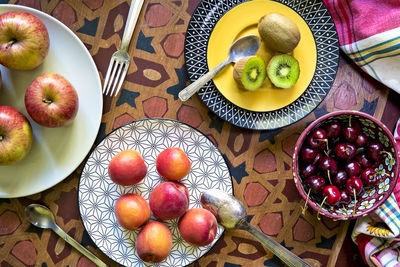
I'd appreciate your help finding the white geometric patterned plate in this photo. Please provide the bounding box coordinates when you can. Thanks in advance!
[184,0,339,130]
[78,119,233,267]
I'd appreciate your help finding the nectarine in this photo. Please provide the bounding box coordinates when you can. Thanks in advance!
[108,149,147,186]
[178,208,218,246]
[114,193,150,231]
[149,181,189,220]
[156,147,191,181]
[135,221,172,263]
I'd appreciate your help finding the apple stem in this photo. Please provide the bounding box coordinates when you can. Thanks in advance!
[5,39,16,50]
[42,98,53,104]
[302,189,311,215]
[317,196,327,220]
[352,189,357,216]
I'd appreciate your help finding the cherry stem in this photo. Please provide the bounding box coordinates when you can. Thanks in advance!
[42,98,53,104]
[353,189,357,216]
[327,170,332,185]
[377,171,390,177]
[302,189,311,215]
[342,204,348,215]
[349,115,352,127]
[381,151,393,162]
[316,138,329,151]
[317,196,327,220]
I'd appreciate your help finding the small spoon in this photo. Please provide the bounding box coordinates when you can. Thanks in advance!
[178,34,261,101]
[25,204,108,267]
[201,189,311,267]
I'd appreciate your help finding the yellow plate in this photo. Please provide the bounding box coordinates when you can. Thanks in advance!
[207,0,317,112]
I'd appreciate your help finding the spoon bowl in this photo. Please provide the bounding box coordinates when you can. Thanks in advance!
[25,204,56,229]
[178,35,260,101]
[25,204,108,267]
[201,189,311,267]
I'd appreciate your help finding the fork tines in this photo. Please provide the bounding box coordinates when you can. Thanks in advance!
[102,57,129,97]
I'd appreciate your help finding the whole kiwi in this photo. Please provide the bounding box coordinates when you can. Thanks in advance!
[258,12,301,53]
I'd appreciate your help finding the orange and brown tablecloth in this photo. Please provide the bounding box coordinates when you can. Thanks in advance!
[1,1,399,266]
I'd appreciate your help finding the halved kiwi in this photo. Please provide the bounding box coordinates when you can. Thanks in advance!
[233,56,267,91]
[267,54,300,88]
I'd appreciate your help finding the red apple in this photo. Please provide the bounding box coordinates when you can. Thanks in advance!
[156,147,191,181]
[178,208,218,246]
[149,181,189,220]
[135,221,172,263]
[114,193,150,231]
[0,11,49,70]
[0,106,33,165]
[108,149,147,186]
[24,73,79,127]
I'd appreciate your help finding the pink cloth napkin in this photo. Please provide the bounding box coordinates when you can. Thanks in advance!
[322,1,400,266]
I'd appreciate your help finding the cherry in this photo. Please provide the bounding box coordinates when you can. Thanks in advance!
[300,147,318,163]
[344,160,362,176]
[361,168,378,187]
[325,121,341,139]
[304,175,326,194]
[355,154,374,168]
[367,141,383,161]
[333,170,348,187]
[339,190,351,204]
[319,157,338,176]
[346,176,363,196]
[355,133,368,147]
[334,143,356,160]
[322,185,341,206]
[307,128,327,150]
[342,120,361,142]
[313,152,323,165]
[300,164,316,178]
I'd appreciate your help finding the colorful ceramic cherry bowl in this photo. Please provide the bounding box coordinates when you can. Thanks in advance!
[293,111,400,220]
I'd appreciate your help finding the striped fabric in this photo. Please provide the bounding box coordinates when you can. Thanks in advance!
[322,0,400,93]
[351,118,400,266]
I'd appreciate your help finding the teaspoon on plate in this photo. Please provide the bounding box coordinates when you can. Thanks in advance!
[178,34,261,101]
[201,189,311,267]
[25,204,108,267]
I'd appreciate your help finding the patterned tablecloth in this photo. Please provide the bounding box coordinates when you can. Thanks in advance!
[1,1,399,266]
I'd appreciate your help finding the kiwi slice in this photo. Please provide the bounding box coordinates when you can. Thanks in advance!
[267,54,300,88]
[233,56,267,91]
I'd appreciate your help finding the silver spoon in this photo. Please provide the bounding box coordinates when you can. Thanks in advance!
[178,34,261,101]
[25,204,108,267]
[201,189,311,267]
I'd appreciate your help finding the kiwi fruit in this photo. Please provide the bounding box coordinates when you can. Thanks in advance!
[233,56,267,91]
[267,54,300,88]
[258,13,301,53]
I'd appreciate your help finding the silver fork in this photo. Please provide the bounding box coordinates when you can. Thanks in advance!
[103,0,145,97]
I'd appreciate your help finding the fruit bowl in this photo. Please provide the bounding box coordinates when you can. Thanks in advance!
[293,111,400,220]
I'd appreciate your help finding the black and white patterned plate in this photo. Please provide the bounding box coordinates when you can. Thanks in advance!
[184,0,339,130]
[78,119,233,267]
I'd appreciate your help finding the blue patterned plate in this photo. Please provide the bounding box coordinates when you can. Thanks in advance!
[184,0,339,130]
[78,119,233,267]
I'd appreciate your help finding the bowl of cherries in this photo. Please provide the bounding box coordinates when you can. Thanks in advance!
[293,111,400,220]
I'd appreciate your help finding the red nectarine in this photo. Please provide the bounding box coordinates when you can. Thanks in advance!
[178,208,218,246]
[156,147,191,181]
[114,193,150,231]
[108,149,147,186]
[149,181,189,220]
[135,221,172,263]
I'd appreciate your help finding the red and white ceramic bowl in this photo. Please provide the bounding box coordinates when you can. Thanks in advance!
[293,111,400,220]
